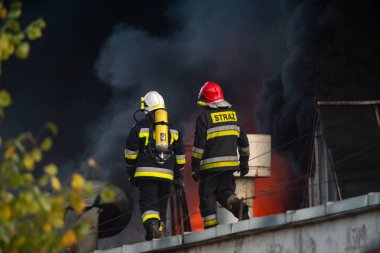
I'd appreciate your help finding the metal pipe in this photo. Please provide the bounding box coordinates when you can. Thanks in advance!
[317,101,380,106]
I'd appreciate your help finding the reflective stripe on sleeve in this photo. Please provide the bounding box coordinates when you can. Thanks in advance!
[176,154,186,164]
[170,129,179,144]
[239,146,250,157]
[138,128,150,146]
[192,146,204,159]
[124,149,138,159]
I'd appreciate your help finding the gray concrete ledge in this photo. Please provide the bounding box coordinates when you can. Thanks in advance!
[94,192,380,253]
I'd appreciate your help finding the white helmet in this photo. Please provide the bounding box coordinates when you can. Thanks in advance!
[143,91,165,112]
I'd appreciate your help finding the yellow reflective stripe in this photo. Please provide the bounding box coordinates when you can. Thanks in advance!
[206,130,240,140]
[139,132,149,146]
[143,213,160,222]
[170,134,178,144]
[192,152,203,159]
[177,159,186,164]
[152,104,165,109]
[125,153,138,159]
[204,219,218,227]
[200,161,240,170]
[135,171,174,180]
[176,155,185,164]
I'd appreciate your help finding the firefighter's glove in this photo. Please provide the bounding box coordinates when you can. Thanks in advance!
[239,162,249,177]
[192,165,200,182]
[192,171,199,182]
[174,169,184,189]
[173,178,184,189]
[126,165,137,186]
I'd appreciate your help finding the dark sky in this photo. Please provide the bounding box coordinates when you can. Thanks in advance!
[2,0,291,179]
[1,0,176,171]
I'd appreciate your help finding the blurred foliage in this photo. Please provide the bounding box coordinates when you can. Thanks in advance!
[0,0,46,74]
[0,1,114,252]
[0,122,98,253]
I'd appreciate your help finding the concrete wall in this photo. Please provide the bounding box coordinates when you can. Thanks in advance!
[169,210,380,253]
[94,192,380,253]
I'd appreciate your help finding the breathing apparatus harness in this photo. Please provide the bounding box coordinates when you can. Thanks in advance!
[133,97,174,165]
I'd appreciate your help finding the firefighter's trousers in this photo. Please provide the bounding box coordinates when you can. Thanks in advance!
[138,179,171,237]
[199,171,248,228]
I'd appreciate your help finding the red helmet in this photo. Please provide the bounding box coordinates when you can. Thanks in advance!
[198,81,224,103]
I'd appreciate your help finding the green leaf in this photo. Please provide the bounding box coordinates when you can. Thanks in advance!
[0,34,9,50]
[100,186,115,203]
[44,122,58,136]
[0,90,12,107]
[50,176,61,191]
[21,191,34,204]
[5,19,21,32]
[32,148,42,162]
[0,227,11,244]
[9,171,22,187]
[2,192,14,203]
[0,48,12,60]
[38,174,49,187]
[15,42,29,59]
[10,2,23,10]
[74,222,90,238]
[40,137,53,151]
[44,163,58,176]
[32,147,43,162]
[14,139,26,153]
[8,2,22,19]
[39,195,52,212]
[25,26,42,40]
[28,201,40,214]
[22,153,34,171]
[22,173,34,185]
[33,18,46,28]
[7,9,21,19]
[10,33,25,44]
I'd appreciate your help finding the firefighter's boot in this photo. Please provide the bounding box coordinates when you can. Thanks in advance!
[143,218,162,241]
[227,195,249,220]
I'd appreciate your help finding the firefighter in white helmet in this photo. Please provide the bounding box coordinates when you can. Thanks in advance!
[191,81,250,229]
[125,91,185,240]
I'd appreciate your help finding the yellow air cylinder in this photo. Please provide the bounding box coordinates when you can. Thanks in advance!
[155,109,169,152]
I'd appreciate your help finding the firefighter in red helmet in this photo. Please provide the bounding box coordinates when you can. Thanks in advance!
[125,91,185,240]
[192,81,250,229]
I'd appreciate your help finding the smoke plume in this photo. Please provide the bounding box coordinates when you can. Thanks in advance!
[255,0,380,175]
[85,0,380,247]
[89,0,290,247]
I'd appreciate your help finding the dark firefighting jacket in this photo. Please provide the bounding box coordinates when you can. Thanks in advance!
[191,107,249,174]
[125,117,185,182]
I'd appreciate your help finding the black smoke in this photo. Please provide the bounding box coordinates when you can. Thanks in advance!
[255,0,380,175]
[4,0,379,248]
[90,0,290,247]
